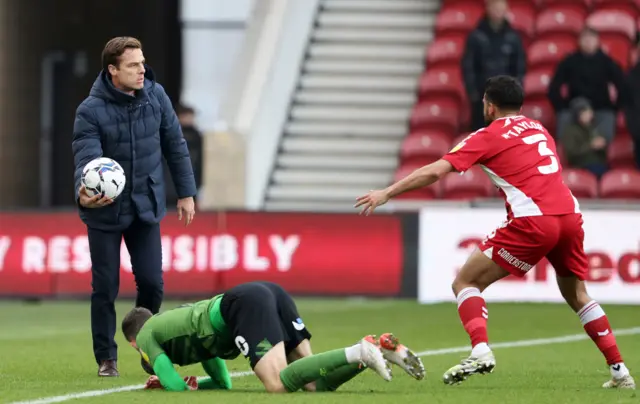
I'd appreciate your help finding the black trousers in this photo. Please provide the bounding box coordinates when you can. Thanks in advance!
[87,218,164,364]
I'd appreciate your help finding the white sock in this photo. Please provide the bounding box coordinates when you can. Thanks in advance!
[345,344,362,364]
[471,342,491,357]
[610,362,630,379]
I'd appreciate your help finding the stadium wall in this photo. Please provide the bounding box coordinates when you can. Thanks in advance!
[244,0,320,210]
[0,210,419,299]
[418,207,640,305]
[2,205,637,302]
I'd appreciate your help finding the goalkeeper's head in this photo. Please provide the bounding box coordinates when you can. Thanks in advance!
[122,306,153,344]
[122,306,155,375]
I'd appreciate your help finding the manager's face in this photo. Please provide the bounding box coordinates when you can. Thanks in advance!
[108,48,146,92]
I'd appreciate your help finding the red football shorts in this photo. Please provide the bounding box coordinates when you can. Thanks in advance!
[479,213,588,280]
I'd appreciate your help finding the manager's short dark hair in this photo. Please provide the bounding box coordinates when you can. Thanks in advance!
[121,307,153,342]
[102,36,143,71]
[484,75,524,111]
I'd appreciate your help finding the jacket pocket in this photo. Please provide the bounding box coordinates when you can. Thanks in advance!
[148,175,166,219]
[84,197,122,225]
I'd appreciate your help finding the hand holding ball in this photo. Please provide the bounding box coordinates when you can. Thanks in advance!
[79,157,126,208]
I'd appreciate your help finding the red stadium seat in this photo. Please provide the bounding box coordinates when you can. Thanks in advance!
[617,112,628,134]
[536,7,587,39]
[587,10,637,40]
[418,68,465,108]
[435,6,484,35]
[562,168,599,198]
[400,131,453,166]
[527,37,577,70]
[410,99,461,137]
[523,69,554,101]
[507,3,536,39]
[426,36,466,68]
[453,133,471,147]
[442,166,495,200]
[607,134,636,168]
[592,0,639,19]
[522,100,556,132]
[536,0,590,13]
[599,168,640,198]
[394,163,442,199]
[600,36,634,70]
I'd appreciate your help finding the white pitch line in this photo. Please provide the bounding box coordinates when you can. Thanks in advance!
[10,326,640,404]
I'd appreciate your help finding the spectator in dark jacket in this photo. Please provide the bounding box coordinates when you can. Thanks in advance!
[163,105,203,205]
[72,37,197,377]
[548,27,627,141]
[560,97,608,178]
[461,0,526,130]
[624,33,640,168]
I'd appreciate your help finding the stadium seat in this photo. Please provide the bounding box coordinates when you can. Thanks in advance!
[617,112,628,134]
[562,168,599,198]
[599,168,640,198]
[523,69,554,101]
[410,99,460,137]
[426,36,466,69]
[442,166,495,200]
[453,133,471,147]
[600,36,634,70]
[507,3,536,39]
[527,37,577,71]
[522,100,556,132]
[418,68,465,108]
[400,131,453,166]
[394,163,442,199]
[607,134,636,169]
[536,7,587,39]
[587,10,637,40]
[435,5,484,35]
[536,0,590,13]
[592,0,640,19]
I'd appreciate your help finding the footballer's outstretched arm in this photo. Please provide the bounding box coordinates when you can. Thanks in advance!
[136,327,191,392]
[199,357,233,390]
[386,159,455,197]
[355,159,455,215]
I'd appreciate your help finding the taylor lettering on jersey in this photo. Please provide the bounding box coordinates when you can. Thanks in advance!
[442,115,579,218]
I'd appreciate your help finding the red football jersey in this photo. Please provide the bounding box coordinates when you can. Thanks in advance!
[442,115,579,218]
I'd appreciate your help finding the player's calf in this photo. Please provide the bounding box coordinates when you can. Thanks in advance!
[556,276,634,388]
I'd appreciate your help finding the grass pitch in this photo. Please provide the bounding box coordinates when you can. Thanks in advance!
[1,298,638,403]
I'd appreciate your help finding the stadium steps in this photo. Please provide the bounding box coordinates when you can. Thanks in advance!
[264,0,439,211]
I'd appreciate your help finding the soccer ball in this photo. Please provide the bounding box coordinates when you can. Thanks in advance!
[81,157,126,200]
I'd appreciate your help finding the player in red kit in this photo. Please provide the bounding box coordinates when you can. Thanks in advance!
[355,76,635,389]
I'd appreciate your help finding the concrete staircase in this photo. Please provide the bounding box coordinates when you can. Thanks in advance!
[265,0,439,211]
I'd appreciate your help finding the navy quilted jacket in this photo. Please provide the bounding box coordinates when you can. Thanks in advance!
[72,67,197,231]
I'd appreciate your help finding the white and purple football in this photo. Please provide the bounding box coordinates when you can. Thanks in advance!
[81,157,126,200]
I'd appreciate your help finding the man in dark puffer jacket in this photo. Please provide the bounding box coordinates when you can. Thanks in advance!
[72,37,197,377]
[461,0,526,131]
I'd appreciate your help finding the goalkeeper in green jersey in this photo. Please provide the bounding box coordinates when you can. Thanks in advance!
[121,281,425,392]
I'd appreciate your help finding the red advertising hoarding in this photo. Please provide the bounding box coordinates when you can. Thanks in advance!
[0,211,403,297]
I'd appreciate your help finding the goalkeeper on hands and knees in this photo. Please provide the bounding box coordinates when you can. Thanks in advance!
[121,281,426,392]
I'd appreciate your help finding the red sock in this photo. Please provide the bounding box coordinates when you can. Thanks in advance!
[578,301,623,366]
[457,287,488,347]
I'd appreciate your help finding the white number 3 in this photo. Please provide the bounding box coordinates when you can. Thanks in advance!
[522,133,559,174]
